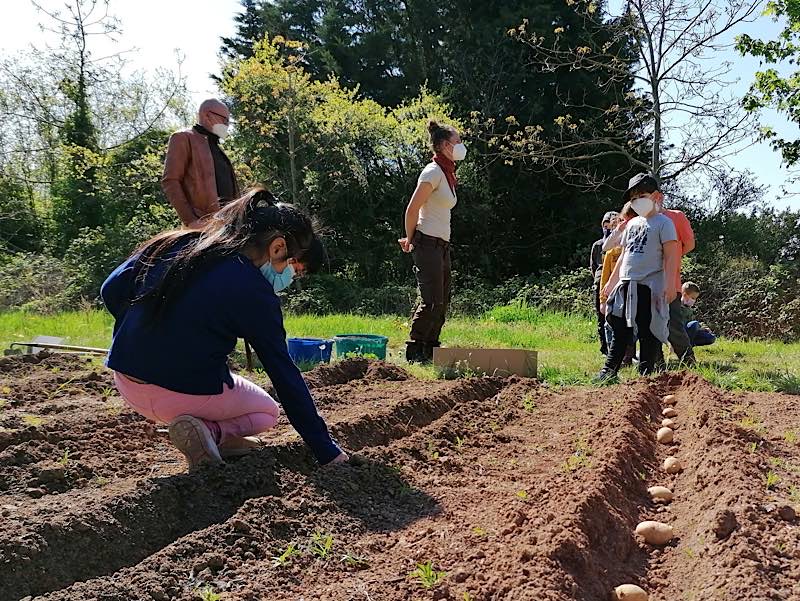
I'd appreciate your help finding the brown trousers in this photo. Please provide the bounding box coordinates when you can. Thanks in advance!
[409,231,451,344]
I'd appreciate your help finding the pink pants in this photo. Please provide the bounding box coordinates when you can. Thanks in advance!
[113,372,280,444]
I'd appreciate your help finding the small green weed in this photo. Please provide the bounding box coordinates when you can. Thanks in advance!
[522,393,537,413]
[471,526,488,537]
[454,435,465,452]
[789,485,800,504]
[563,438,593,472]
[196,586,221,601]
[463,593,474,601]
[410,561,446,589]
[764,470,781,490]
[92,475,109,487]
[340,552,370,568]
[272,542,301,567]
[769,457,785,469]
[58,450,70,467]
[737,411,766,436]
[783,430,798,445]
[516,489,529,500]
[637,470,647,481]
[309,531,334,559]
[22,414,44,427]
[48,376,79,400]
[773,371,800,395]
[683,547,696,559]
[747,441,759,454]
[427,440,440,461]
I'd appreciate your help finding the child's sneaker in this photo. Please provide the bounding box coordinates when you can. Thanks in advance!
[168,415,223,469]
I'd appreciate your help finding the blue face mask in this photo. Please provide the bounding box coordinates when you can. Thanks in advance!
[260,262,295,293]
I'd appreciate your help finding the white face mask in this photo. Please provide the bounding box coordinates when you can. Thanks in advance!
[211,123,229,139]
[451,143,467,161]
[631,196,655,216]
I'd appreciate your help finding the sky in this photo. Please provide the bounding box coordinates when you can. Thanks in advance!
[4,0,800,211]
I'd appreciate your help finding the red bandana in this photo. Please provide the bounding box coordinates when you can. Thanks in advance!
[433,153,457,195]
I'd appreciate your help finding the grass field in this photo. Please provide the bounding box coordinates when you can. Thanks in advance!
[1,308,798,393]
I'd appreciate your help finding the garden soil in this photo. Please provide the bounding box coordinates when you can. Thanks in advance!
[1,353,798,600]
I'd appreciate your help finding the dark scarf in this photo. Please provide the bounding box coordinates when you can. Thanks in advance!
[433,153,457,195]
[193,124,219,143]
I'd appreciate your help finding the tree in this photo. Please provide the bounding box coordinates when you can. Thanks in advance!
[220,0,445,107]
[221,37,457,285]
[219,1,640,280]
[0,0,189,250]
[737,0,800,170]
[510,0,763,184]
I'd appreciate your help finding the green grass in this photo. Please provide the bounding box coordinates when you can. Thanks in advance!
[0,309,798,393]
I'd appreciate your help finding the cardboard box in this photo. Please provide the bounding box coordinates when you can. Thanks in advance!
[433,347,538,378]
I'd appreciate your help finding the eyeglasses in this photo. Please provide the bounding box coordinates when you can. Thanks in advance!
[210,111,230,126]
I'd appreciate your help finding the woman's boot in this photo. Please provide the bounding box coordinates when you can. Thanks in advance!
[405,340,427,363]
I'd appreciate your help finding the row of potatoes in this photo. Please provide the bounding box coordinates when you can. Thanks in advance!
[612,393,681,601]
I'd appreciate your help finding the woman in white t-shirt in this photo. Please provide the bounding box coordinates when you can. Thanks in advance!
[398,120,466,363]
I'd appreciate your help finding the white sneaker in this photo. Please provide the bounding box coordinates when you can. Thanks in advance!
[168,415,223,469]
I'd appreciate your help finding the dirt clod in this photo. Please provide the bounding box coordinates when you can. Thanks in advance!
[713,509,738,540]
[777,505,796,522]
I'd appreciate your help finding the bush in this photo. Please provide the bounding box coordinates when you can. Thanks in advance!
[62,204,179,301]
[0,253,78,312]
[683,252,800,341]
[283,274,417,316]
[512,268,594,316]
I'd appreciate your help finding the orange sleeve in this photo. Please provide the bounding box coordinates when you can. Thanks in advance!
[674,212,694,255]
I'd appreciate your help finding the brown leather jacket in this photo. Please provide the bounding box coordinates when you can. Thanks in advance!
[161,128,239,226]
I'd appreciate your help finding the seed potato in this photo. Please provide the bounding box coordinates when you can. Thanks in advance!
[635,520,674,545]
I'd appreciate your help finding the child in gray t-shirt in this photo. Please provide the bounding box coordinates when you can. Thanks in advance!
[620,214,677,281]
[597,173,680,381]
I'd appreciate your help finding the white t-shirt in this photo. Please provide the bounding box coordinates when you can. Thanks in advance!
[416,161,457,242]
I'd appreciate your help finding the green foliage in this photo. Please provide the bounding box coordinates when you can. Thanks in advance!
[0,176,43,254]
[196,586,221,601]
[681,250,800,342]
[308,531,334,559]
[221,37,457,288]
[737,0,800,165]
[283,274,416,316]
[562,438,593,472]
[763,469,781,490]
[219,2,633,285]
[272,542,301,566]
[410,561,446,589]
[0,253,77,313]
[512,269,595,317]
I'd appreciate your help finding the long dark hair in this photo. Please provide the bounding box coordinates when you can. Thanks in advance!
[131,187,317,317]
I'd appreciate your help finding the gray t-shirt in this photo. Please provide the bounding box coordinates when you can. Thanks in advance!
[620,213,678,281]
